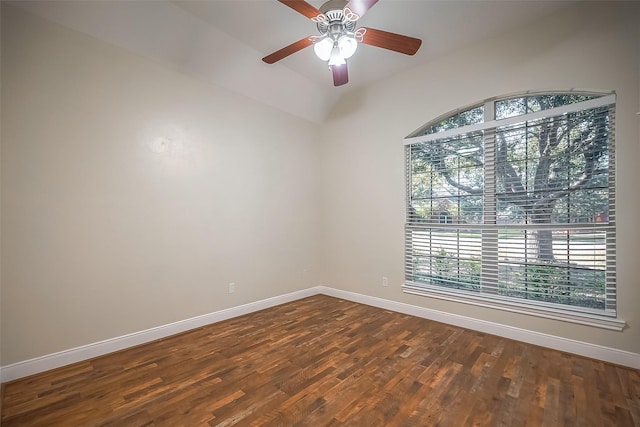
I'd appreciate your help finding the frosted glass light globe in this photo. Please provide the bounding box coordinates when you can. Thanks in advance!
[338,35,358,59]
[313,37,333,61]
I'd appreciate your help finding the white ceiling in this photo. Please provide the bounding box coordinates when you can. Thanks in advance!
[174,0,571,92]
[10,0,575,123]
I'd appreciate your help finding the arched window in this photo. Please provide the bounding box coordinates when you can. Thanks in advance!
[404,92,622,329]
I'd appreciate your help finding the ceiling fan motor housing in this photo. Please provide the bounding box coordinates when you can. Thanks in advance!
[317,0,356,39]
[318,0,349,14]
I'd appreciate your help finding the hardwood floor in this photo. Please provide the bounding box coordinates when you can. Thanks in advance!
[2,295,639,426]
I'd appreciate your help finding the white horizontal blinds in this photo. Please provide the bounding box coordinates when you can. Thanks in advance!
[482,101,499,294]
[406,228,483,291]
[406,127,485,289]
[406,129,485,291]
[408,132,484,225]
[495,229,612,310]
[606,104,617,311]
[405,93,616,315]
[491,100,615,311]
[494,107,612,226]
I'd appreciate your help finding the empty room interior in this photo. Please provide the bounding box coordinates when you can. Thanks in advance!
[1,0,640,425]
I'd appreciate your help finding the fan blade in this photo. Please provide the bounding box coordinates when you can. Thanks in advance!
[343,0,379,21]
[262,37,314,64]
[357,27,422,55]
[331,64,349,86]
[278,0,326,22]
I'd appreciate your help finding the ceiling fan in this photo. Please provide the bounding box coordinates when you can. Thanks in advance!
[262,0,422,86]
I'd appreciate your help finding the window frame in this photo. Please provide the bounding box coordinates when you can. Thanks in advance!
[403,92,624,331]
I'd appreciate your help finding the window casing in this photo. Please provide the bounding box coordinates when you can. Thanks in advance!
[404,92,623,330]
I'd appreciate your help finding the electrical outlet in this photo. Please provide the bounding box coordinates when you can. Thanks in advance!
[382,276,389,287]
[228,282,235,294]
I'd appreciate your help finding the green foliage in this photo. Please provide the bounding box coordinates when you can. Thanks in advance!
[524,262,568,296]
[499,262,606,309]
[431,248,480,290]
[422,106,484,135]
[433,248,451,279]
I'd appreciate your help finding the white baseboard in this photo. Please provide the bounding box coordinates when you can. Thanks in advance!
[2,285,638,383]
[0,287,320,383]
[318,286,640,369]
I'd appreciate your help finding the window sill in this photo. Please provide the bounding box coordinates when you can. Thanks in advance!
[402,282,626,331]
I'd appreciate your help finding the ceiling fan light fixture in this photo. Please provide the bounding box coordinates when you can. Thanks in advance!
[263,0,422,86]
[328,43,346,66]
[338,34,357,59]
[313,37,334,61]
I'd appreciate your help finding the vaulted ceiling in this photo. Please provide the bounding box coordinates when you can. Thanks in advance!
[10,1,574,123]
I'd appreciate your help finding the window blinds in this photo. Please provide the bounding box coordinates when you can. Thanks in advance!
[404,94,616,316]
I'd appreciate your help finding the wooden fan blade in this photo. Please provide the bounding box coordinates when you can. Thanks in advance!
[343,0,379,21]
[262,37,314,64]
[278,0,326,22]
[358,27,422,55]
[331,64,349,86]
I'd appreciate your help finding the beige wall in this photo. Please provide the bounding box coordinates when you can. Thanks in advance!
[0,0,3,373]
[319,2,640,354]
[1,6,320,364]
